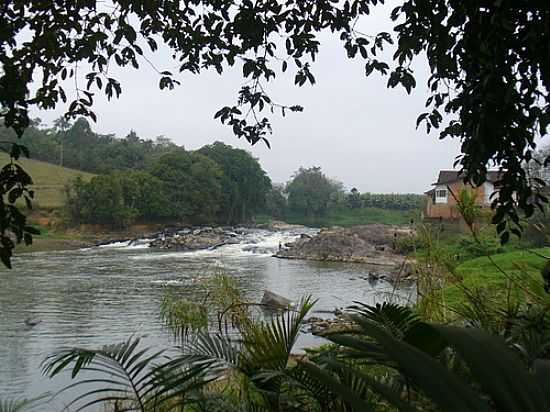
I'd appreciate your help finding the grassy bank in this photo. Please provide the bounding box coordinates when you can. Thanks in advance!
[441,248,550,307]
[0,153,95,209]
[259,207,417,227]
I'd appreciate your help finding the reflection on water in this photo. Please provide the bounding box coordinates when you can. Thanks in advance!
[0,229,414,408]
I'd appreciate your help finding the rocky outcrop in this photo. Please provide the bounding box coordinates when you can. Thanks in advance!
[149,226,241,250]
[275,225,416,278]
[303,309,356,336]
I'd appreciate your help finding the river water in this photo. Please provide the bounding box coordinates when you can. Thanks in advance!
[0,229,414,409]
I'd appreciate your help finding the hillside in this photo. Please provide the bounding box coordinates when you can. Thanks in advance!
[0,153,95,208]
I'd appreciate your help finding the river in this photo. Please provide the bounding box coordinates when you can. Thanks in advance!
[0,229,415,409]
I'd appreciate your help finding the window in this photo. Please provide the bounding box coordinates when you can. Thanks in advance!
[435,188,448,204]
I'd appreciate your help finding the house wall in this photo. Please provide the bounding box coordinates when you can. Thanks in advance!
[425,181,487,219]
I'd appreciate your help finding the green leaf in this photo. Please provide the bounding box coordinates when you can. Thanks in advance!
[436,326,549,412]
[298,361,375,412]
[352,319,489,412]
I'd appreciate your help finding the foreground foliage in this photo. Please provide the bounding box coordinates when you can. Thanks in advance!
[40,296,550,412]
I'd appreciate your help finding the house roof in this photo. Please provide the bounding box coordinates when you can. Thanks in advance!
[432,170,503,186]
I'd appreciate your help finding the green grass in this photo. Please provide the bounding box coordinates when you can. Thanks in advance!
[283,207,417,227]
[442,247,550,307]
[0,153,95,208]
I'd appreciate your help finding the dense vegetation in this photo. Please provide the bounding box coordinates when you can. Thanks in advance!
[270,167,423,226]
[199,142,272,224]
[63,143,271,227]
[1,120,423,228]
[0,118,178,174]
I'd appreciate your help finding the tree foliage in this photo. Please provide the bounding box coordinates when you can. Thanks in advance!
[357,191,423,211]
[264,184,288,219]
[286,167,343,218]
[150,150,223,223]
[64,140,271,227]
[199,142,271,224]
[66,171,170,227]
[0,119,178,174]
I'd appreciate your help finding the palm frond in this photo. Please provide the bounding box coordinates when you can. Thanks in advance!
[166,332,241,381]
[344,302,445,358]
[319,304,550,412]
[42,336,210,411]
[240,296,315,375]
[298,360,376,412]
[348,302,420,339]
[326,317,489,412]
[435,325,550,412]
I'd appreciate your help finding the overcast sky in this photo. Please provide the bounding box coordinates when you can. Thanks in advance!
[32,2,461,194]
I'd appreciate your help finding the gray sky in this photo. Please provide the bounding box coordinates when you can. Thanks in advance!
[32,2,461,194]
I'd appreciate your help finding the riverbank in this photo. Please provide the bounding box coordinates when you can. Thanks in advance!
[14,223,166,254]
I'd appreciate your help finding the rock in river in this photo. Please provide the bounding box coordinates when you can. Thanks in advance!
[149,227,238,250]
[261,290,293,310]
[275,224,416,281]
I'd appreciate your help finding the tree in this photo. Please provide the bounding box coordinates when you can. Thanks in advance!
[65,171,170,227]
[52,116,71,167]
[347,187,362,209]
[264,184,288,218]
[199,142,271,224]
[151,150,223,223]
[286,167,342,218]
[76,174,136,228]
[0,0,548,266]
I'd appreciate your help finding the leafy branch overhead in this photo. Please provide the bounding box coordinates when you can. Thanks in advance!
[1,0,549,243]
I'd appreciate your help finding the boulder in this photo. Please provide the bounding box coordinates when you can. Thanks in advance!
[275,224,410,266]
[261,290,292,310]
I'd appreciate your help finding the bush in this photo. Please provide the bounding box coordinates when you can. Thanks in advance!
[394,233,427,254]
[457,235,506,259]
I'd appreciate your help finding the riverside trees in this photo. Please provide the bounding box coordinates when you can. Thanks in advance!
[286,167,343,219]
[283,167,424,224]
[199,142,271,224]
[64,139,272,227]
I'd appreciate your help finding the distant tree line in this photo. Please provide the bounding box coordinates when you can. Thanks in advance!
[265,167,424,221]
[352,191,424,211]
[0,118,178,173]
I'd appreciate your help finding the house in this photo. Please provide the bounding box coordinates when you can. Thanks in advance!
[424,170,502,219]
